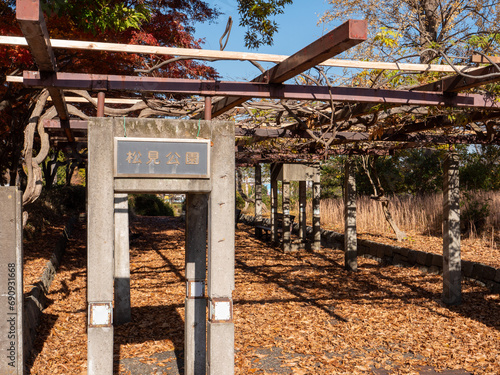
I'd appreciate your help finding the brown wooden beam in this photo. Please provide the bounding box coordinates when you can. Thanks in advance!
[17,0,73,142]
[199,19,367,119]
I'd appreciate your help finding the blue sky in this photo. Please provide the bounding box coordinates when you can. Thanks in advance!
[193,1,334,80]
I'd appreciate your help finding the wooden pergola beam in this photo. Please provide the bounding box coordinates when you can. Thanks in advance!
[0,35,470,73]
[201,19,367,118]
[16,0,73,142]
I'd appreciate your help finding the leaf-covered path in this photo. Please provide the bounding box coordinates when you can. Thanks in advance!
[28,216,499,374]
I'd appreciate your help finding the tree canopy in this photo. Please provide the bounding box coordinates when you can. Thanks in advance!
[321,0,500,64]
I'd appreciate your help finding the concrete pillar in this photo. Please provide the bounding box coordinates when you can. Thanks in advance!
[0,187,23,375]
[255,164,263,238]
[207,123,235,375]
[270,176,278,243]
[344,160,357,271]
[185,194,208,375]
[87,121,114,375]
[312,168,321,251]
[114,194,131,325]
[282,181,291,252]
[298,181,307,242]
[443,153,461,305]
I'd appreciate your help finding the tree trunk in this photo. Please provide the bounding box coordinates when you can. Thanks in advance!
[361,156,407,242]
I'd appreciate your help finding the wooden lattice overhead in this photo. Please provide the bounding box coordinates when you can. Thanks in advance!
[8,0,500,164]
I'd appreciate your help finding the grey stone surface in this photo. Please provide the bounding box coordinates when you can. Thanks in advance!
[207,322,234,375]
[461,260,474,277]
[114,194,131,326]
[185,193,208,375]
[471,263,497,281]
[88,120,116,374]
[0,187,23,375]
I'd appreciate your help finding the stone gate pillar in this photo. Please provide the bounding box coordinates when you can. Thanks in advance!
[185,193,208,375]
[207,122,235,375]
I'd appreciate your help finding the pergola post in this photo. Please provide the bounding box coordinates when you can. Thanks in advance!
[207,123,235,375]
[87,121,115,375]
[344,159,357,271]
[255,164,263,238]
[299,180,307,243]
[282,180,291,252]
[442,153,461,305]
[0,187,23,375]
[114,194,131,325]
[185,193,208,375]
[312,167,321,251]
[271,174,279,244]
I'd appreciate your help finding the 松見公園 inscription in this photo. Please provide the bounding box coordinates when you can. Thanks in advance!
[115,138,210,178]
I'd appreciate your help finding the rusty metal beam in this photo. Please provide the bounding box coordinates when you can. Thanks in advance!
[16,0,73,142]
[23,71,500,110]
[199,19,367,118]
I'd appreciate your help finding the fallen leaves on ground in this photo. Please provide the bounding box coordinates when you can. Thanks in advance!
[28,217,500,374]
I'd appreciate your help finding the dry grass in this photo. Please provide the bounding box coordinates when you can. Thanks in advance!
[317,191,500,241]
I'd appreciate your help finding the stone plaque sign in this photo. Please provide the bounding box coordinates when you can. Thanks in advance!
[0,187,23,375]
[115,137,210,178]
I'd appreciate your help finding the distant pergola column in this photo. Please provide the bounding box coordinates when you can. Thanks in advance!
[270,164,279,244]
[282,180,291,252]
[442,153,461,305]
[255,164,263,238]
[114,194,131,325]
[344,159,357,271]
[298,181,307,243]
[312,166,321,251]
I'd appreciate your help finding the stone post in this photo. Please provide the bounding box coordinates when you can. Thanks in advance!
[87,121,115,375]
[299,180,307,243]
[255,164,263,238]
[271,176,278,244]
[207,122,235,375]
[114,194,131,325]
[185,193,208,375]
[0,187,23,375]
[344,159,357,271]
[312,167,321,251]
[282,180,291,252]
[443,153,461,305]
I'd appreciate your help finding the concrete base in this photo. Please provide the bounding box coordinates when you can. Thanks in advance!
[88,327,114,374]
[207,322,234,375]
[185,298,207,375]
